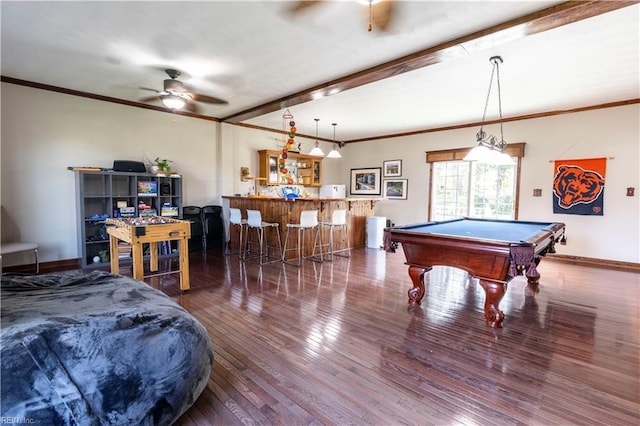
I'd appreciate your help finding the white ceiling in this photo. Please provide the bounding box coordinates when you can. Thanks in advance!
[1,1,638,143]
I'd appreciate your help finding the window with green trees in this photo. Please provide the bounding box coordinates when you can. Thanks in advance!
[426,143,524,221]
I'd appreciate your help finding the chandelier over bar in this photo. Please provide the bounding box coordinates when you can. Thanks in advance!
[464,56,512,165]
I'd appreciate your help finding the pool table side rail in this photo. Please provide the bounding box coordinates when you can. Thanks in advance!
[386,226,556,249]
[384,222,565,283]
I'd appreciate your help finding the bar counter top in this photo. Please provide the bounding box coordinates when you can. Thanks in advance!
[222,195,381,252]
[222,195,382,202]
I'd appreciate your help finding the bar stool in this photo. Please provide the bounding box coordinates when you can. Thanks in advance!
[225,208,246,256]
[282,210,323,266]
[319,209,350,260]
[243,209,282,264]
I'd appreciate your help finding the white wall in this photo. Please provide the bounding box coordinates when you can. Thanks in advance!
[342,105,640,263]
[219,123,342,197]
[2,82,638,265]
[1,83,219,266]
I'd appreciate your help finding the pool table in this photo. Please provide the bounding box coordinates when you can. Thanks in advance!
[384,217,566,328]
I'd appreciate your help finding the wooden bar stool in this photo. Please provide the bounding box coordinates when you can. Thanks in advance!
[319,209,350,260]
[225,208,246,256]
[282,209,323,266]
[243,209,282,264]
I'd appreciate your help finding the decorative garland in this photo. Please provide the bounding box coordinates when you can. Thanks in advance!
[281,109,296,184]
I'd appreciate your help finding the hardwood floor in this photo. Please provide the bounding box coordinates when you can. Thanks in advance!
[120,248,640,424]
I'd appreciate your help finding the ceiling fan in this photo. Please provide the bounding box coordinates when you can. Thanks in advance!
[139,68,228,113]
[287,0,397,32]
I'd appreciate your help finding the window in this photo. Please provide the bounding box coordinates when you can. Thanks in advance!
[431,161,516,221]
[426,143,525,221]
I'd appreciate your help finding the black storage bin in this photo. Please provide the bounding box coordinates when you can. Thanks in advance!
[182,206,204,252]
[203,205,224,249]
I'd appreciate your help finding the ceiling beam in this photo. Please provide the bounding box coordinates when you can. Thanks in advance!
[222,1,636,123]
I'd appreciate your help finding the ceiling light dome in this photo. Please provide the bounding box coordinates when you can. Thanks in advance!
[160,93,186,110]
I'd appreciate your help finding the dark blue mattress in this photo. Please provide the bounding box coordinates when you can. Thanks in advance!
[0,271,214,425]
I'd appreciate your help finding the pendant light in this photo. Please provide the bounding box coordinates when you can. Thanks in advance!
[308,118,325,156]
[326,123,342,158]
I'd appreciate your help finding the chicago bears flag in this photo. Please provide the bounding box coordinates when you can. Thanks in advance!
[553,157,606,215]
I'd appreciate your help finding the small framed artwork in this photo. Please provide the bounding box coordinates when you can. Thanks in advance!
[383,159,402,177]
[350,167,381,195]
[384,179,408,200]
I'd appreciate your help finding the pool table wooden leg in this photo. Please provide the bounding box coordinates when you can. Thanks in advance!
[407,265,430,305]
[525,256,542,285]
[479,279,506,328]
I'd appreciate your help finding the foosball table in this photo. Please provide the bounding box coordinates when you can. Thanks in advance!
[105,216,191,291]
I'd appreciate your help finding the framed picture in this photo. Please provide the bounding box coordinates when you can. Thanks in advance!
[350,167,381,195]
[384,179,408,200]
[383,159,402,177]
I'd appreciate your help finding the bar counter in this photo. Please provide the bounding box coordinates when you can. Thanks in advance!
[222,196,381,256]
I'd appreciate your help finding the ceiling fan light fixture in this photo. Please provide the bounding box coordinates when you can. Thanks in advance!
[160,93,186,110]
[309,118,325,156]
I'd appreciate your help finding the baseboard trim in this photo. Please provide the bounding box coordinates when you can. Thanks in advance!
[546,254,640,272]
[3,253,640,275]
[2,258,80,274]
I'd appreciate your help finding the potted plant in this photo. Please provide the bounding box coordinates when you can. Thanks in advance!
[154,157,172,173]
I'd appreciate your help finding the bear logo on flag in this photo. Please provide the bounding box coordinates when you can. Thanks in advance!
[553,165,604,209]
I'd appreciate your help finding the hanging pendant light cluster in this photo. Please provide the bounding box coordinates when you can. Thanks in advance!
[306,119,344,158]
[464,56,513,165]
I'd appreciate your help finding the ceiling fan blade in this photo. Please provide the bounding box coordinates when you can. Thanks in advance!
[183,102,199,113]
[139,95,160,103]
[192,93,228,105]
[286,0,324,15]
[372,0,395,32]
[139,86,159,93]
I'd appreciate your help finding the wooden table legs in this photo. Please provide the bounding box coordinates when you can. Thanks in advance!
[108,235,190,291]
[406,265,507,328]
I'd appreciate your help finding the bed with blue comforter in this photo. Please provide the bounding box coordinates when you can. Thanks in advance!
[0,271,214,425]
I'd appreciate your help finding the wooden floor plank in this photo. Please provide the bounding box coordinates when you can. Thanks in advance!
[90,247,639,425]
